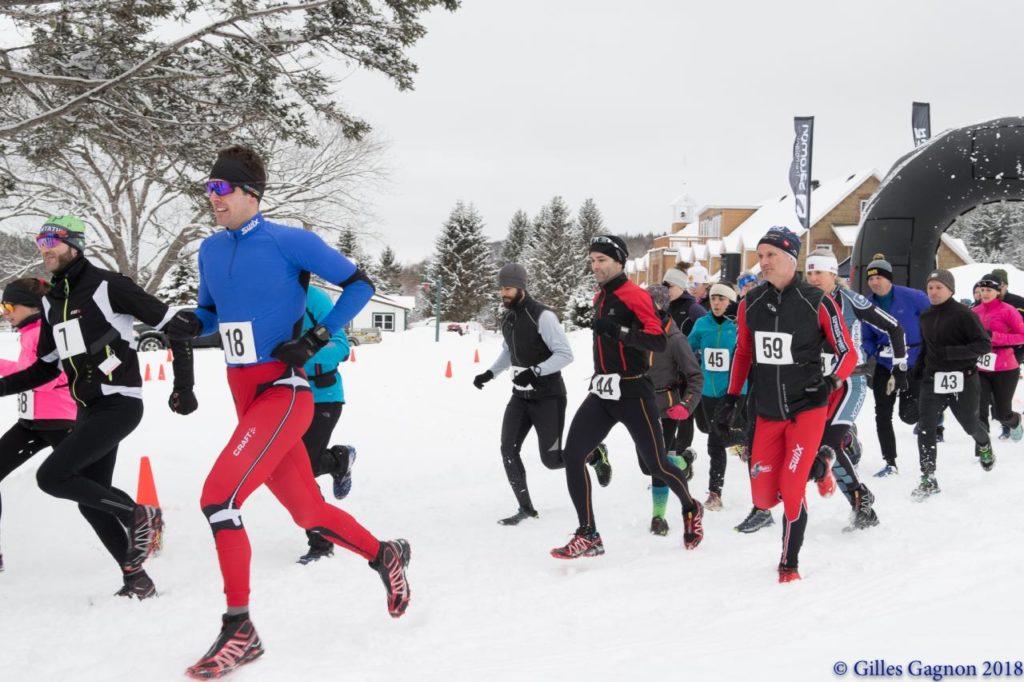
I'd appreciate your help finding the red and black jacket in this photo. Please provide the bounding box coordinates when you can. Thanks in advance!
[592,273,666,399]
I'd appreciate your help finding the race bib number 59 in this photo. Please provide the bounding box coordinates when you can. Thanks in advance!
[589,374,621,401]
[221,322,258,364]
[754,331,794,365]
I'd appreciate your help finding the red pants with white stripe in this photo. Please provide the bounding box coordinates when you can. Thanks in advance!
[200,362,380,608]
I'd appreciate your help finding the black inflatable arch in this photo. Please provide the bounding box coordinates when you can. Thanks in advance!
[852,116,1024,292]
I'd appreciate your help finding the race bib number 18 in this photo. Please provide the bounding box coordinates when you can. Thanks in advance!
[589,373,622,401]
[53,319,87,359]
[934,371,964,394]
[221,322,258,364]
[977,353,997,371]
[16,391,33,420]
[754,331,794,365]
[704,348,730,370]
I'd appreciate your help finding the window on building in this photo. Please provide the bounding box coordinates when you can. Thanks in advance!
[699,215,722,238]
[859,199,870,214]
[372,312,395,331]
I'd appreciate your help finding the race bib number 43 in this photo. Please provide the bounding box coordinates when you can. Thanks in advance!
[221,322,258,364]
[589,373,622,401]
[754,331,794,365]
[934,371,964,394]
[704,348,730,370]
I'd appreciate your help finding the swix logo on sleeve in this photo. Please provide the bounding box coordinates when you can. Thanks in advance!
[788,443,804,473]
[240,217,260,235]
[232,427,257,457]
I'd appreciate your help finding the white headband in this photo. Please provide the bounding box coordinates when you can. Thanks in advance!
[805,253,838,275]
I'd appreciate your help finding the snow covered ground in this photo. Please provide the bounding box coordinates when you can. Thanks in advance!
[0,327,1021,682]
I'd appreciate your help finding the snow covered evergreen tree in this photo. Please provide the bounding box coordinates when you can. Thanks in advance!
[948,202,1024,264]
[373,246,404,295]
[427,202,497,321]
[157,258,199,306]
[500,210,533,265]
[567,277,599,329]
[336,225,368,268]
[575,198,606,271]
[524,196,581,317]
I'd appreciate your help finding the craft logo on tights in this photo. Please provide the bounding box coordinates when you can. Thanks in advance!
[232,428,257,457]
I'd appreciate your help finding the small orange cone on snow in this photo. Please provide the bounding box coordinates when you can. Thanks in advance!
[445,360,453,378]
[166,348,173,362]
[349,348,356,363]
[157,364,167,381]
[474,349,480,363]
[144,364,152,381]
[136,456,161,507]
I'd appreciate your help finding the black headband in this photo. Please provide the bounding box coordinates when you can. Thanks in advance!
[2,280,43,308]
[210,157,265,198]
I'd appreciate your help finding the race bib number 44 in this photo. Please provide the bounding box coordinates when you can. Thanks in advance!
[589,373,622,401]
[53,319,87,359]
[754,331,794,365]
[934,371,964,394]
[704,348,730,370]
[221,322,258,364]
[977,353,997,371]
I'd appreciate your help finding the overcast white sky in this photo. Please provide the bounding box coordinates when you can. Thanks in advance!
[333,0,1024,262]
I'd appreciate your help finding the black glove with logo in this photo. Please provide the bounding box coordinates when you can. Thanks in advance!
[163,310,204,340]
[271,325,330,367]
[473,370,494,390]
[512,367,538,389]
[592,318,625,340]
[168,386,198,415]
[805,374,841,399]
[713,394,740,438]
[887,367,909,395]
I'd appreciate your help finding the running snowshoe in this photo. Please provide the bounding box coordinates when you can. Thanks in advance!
[115,570,156,600]
[498,508,539,526]
[734,507,774,533]
[186,613,264,679]
[911,474,940,501]
[369,539,412,618]
[977,443,995,472]
[682,502,704,550]
[550,527,605,559]
[650,516,669,536]
[589,443,612,487]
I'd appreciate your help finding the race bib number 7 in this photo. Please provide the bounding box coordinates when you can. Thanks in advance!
[16,391,33,420]
[704,348,730,370]
[53,319,87,359]
[754,331,794,365]
[589,373,622,401]
[221,322,258,364]
[934,371,964,394]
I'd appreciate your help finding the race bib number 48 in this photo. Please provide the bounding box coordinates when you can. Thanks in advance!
[221,322,258,364]
[53,319,86,359]
[977,353,997,371]
[934,371,964,394]
[754,331,794,365]
[589,373,622,401]
[704,348,730,370]
[16,391,33,420]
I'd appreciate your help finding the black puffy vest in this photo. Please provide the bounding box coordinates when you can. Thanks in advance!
[501,294,566,399]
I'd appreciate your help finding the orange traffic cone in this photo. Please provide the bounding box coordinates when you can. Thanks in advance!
[445,360,453,378]
[349,348,356,363]
[157,364,167,381]
[144,364,152,381]
[136,456,162,554]
[166,348,173,362]
[474,349,480,363]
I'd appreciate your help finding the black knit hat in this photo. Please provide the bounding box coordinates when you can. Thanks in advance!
[757,226,801,261]
[976,273,1002,291]
[866,253,894,283]
[2,279,44,309]
[589,235,628,265]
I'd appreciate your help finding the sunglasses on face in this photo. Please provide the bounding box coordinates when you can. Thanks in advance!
[205,180,262,199]
[1,302,15,314]
[35,230,68,249]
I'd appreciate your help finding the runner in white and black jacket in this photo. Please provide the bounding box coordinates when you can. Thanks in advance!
[0,216,197,599]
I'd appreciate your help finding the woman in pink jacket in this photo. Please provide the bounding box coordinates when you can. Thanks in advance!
[974,273,1024,441]
[0,278,77,571]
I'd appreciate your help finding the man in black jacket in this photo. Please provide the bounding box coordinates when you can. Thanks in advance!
[911,269,994,499]
[0,215,197,599]
[473,263,586,525]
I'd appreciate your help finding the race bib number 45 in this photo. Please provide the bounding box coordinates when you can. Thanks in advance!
[221,322,258,364]
[589,373,621,401]
[934,371,964,394]
[754,331,794,365]
[704,348,730,370]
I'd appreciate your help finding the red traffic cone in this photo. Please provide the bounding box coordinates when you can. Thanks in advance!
[166,348,173,362]
[473,349,480,363]
[136,456,161,507]
[349,348,356,363]
[157,364,167,381]
[143,364,152,381]
[445,360,453,378]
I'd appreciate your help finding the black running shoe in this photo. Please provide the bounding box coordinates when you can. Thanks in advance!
[977,443,995,472]
[498,508,539,526]
[115,570,156,600]
[734,507,774,533]
[589,443,612,487]
[911,474,940,501]
[297,544,334,565]
[186,613,264,679]
[844,486,880,532]
[369,539,411,618]
[123,505,162,572]
[650,516,669,536]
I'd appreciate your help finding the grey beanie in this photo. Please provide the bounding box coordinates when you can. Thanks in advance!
[498,262,528,290]
[926,268,956,294]
[647,285,670,311]
[866,253,894,282]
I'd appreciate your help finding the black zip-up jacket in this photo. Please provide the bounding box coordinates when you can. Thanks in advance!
[0,256,194,407]
[501,294,567,399]
[913,298,992,378]
[592,273,666,399]
[667,291,706,336]
[729,279,856,420]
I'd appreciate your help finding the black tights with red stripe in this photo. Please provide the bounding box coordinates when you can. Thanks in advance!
[562,393,696,532]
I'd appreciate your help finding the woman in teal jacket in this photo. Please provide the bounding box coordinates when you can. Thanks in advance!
[298,285,356,564]
[687,283,746,510]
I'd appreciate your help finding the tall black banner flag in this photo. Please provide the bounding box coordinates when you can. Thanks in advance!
[912,102,931,147]
[789,116,814,232]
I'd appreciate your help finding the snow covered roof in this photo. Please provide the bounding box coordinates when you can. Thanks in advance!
[383,295,417,310]
[831,225,859,247]
[939,234,975,265]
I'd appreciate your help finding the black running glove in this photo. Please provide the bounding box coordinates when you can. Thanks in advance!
[272,325,330,367]
[805,374,841,399]
[473,370,494,390]
[168,387,198,415]
[163,310,204,340]
[592,318,626,340]
[512,367,538,389]
[713,394,740,438]
[887,367,909,396]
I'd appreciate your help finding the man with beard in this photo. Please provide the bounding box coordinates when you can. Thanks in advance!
[474,264,609,525]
